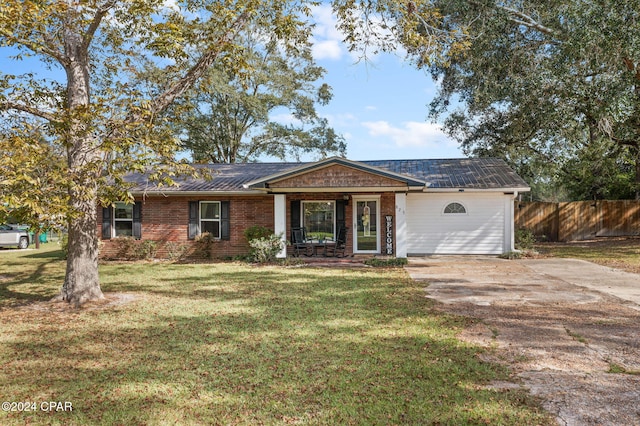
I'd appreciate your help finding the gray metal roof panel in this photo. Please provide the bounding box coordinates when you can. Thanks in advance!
[126,158,529,193]
[361,158,529,189]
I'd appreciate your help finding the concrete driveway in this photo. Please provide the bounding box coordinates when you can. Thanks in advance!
[405,256,640,309]
[405,256,640,426]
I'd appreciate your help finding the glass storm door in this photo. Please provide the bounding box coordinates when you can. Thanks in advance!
[354,198,379,253]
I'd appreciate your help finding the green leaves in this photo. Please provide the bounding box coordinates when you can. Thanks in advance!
[425,0,640,200]
[173,25,345,163]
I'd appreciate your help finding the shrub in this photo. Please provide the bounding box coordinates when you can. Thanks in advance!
[364,257,408,267]
[244,225,274,242]
[194,232,216,258]
[111,237,157,260]
[515,228,536,251]
[138,240,158,260]
[499,251,522,260]
[165,242,188,261]
[248,233,285,263]
[113,237,138,259]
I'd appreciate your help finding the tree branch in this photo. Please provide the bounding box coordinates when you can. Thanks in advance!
[467,2,559,37]
[497,5,558,36]
[83,0,117,52]
[0,27,67,65]
[0,101,58,122]
[149,11,250,116]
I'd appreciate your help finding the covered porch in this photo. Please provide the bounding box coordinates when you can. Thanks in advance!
[275,192,408,259]
[243,157,424,259]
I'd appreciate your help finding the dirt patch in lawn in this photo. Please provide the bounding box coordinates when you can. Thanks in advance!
[407,256,640,426]
[22,292,140,313]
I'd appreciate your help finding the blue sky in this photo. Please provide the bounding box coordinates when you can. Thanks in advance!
[0,3,465,162]
[304,4,464,161]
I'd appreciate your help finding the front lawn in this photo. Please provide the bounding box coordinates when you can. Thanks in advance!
[0,246,552,425]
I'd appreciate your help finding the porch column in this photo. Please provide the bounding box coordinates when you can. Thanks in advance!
[274,194,287,258]
[395,193,407,258]
[504,193,516,253]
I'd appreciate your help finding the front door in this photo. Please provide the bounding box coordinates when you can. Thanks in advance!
[353,198,379,253]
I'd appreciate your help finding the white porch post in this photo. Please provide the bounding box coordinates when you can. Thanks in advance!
[395,193,407,258]
[505,193,516,253]
[274,194,287,258]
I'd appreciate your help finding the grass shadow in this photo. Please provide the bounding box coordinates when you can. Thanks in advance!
[0,255,555,424]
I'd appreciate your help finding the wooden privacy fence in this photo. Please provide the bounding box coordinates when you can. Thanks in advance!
[515,200,640,242]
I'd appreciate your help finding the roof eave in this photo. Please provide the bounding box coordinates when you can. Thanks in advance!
[129,190,267,197]
[424,186,530,193]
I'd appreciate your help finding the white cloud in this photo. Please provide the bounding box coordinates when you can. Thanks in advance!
[361,120,456,148]
[309,4,347,61]
[322,112,358,128]
[312,39,343,60]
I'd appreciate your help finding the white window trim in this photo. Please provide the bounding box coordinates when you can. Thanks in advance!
[352,195,381,254]
[301,200,336,239]
[442,201,468,215]
[113,202,133,237]
[200,201,222,239]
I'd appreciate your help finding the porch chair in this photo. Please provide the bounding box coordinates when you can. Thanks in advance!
[325,226,348,257]
[291,227,312,257]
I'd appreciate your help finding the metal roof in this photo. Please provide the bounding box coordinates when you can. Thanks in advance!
[126,158,529,193]
[362,158,530,189]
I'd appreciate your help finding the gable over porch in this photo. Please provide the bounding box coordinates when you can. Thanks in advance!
[244,157,426,258]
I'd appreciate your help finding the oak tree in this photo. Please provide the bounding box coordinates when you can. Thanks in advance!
[1,0,474,306]
[0,0,313,305]
[425,0,640,200]
[175,27,346,163]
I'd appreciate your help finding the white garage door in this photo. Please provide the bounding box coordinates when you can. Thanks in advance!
[406,193,507,255]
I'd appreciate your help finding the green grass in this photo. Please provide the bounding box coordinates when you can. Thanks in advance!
[0,246,553,425]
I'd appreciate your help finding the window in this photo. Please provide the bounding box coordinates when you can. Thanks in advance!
[444,202,467,214]
[200,201,221,238]
[102,202,141,240]
[302,201,335,239]
[114,202,134,237]
[188,201,230,240]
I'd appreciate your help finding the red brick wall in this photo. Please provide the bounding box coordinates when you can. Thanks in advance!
[99,195,274,259]
[99,193,400,259]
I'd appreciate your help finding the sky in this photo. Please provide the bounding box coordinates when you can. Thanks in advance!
[300,4,464,162]
[0,3,465,163]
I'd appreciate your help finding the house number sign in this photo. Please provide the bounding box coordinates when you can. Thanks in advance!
[385,215,393,255]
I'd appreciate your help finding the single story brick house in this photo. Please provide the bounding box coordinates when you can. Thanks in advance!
[98,157,530,259]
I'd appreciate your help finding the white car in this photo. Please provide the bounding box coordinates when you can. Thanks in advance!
[0,224,30,249]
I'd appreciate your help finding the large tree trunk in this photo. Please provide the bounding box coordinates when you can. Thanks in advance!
[57,11,104,305]
[61,186,103,306]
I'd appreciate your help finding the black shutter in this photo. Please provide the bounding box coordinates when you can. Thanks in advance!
[220,201,230,241]
[336,199,346,230]
[102,207,112,240]
[132,201,142,239]
[188,201,199,240]
[290,200,301,228]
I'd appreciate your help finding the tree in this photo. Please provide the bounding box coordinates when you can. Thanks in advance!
[0,0,515,306]
[175,28,346,163]
[0,0,313,305]
[0,118,68,230]
[423,0,640,200]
